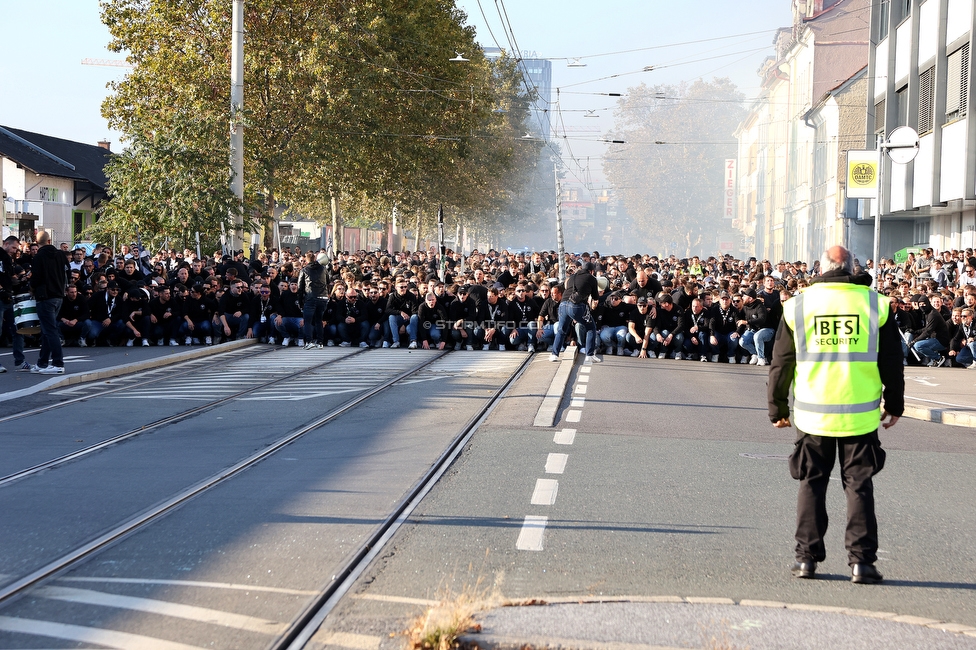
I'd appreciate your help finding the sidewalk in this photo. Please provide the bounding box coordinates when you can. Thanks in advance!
[0,339,257,402]
[901,365,976,428]
[460,597,976,650]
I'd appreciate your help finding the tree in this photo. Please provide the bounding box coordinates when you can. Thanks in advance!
[97,0,541,253]
[603,78,745,256]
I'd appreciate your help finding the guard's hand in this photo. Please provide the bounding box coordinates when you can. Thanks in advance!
[881,411,900,429]
[773,417,791,428]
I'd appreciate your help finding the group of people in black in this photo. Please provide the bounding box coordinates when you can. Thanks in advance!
[3,240,976,371]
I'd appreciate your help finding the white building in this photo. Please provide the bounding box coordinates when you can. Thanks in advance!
[0,126,111,244]
[865,0,976,256]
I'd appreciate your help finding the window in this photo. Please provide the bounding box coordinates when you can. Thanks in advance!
[914,219,930,245]
[72,211,85,244]
[879,0,890,40]
[896,85,909,127]
[946,43,970,120]
[875,99,886,135]
[919,66,934,133]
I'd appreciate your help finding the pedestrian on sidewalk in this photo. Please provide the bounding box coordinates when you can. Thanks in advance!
[29,231,68,374]
[768,245,904,584]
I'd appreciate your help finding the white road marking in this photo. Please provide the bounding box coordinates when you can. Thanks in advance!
[578,375,589,383]
[516,516,548,551]
[34,586,287,634]
[545,453,569,474]
[315,631,382,650]
[566,410,581,422]
[554,428,576,445]
[352,593,438,606]
[530,479,559,505]
[533,357,575,427]
[571,398,585,408]
[574,384,587,394]
[59,576,318,596]
[0,615,204,650]
[580,366,591,373]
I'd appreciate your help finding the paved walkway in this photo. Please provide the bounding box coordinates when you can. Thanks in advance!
[461,598,976,650]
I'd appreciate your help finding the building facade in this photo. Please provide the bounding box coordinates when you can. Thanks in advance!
[0,126,111,244]
[865,0,976,257]
[734,0,870,264]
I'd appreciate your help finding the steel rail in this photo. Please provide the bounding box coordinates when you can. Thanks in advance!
[0,348,369,489]
[272,352,534,650]
[0,345,275,425]
[0,350,448,608]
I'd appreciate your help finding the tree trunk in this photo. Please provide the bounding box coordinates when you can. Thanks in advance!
[330,188,341,259]
[263,190,276,252]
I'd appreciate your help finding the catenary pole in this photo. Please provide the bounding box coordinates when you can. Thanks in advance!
[229,0,245,254]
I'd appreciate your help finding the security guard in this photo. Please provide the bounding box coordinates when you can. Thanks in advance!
[768,246,904,584]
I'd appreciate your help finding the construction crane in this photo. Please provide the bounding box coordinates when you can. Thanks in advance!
[81,58,134,68]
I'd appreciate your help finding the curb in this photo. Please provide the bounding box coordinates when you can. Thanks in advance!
[903,403,976,429]
[533,352,577,428]
[457,595,976,649]
[0,339,258,403]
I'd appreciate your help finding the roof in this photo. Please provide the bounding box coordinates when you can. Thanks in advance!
[0,125,112,189]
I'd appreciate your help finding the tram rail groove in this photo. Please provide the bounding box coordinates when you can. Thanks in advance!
[0,348,369,489]
[0,345,278,425]
[271,352,534,650]
[0,350,448,608]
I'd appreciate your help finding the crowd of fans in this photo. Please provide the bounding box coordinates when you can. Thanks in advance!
[2,239,976,371]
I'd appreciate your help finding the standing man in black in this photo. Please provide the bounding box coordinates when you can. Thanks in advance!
[29,231,68,374]
[550,262,601,363]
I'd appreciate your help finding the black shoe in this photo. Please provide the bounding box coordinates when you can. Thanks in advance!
[791,560,817,579]
[851,563,883,584]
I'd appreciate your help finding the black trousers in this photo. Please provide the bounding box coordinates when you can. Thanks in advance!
[789,429,886,566]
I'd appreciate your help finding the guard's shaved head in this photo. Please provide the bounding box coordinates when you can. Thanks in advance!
[822,246,854,274]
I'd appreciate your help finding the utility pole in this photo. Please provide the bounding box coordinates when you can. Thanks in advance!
[228,0,245,254]
[555,163,566,283]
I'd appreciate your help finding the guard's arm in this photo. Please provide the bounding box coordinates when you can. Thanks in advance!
[877,312,905,418]
[767,319,796,423]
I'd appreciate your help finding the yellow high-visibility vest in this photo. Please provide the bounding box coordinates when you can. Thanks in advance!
[783,283,890,436]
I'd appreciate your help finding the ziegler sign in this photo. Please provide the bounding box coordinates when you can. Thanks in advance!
[724,159,735,220]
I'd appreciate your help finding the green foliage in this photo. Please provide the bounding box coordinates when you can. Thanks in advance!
[97,0,543,250]
[604,78,746,256]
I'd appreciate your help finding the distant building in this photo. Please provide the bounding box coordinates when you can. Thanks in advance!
[733,0,870,264]
[0,126,112,244]
[483,47,552,141]
[865,0,976,257]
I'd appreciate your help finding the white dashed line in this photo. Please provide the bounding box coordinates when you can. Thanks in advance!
[571,398,585,408]
[516,516,548,551]
[531,479,559,505]
[545,453,569,474]
[554,428,577,445]
[578,375,590,382]
[574,384,587,394]
[0,615,204,650]
[34,586,287,634]
[566,410,582,422]
[580,366,591,373]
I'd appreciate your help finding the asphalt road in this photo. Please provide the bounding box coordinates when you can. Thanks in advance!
[0,349,530,649]
[314,354,976,649]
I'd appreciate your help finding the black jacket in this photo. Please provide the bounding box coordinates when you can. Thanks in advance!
[29,244,67,301]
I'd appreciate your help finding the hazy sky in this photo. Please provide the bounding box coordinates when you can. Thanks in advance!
[0,0,793,184]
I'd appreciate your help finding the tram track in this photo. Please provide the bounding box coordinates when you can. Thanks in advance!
[272,352,533,649]
[0,345,276,425]
[0,347,369,488]
[0,350,534,650]
[0,349,450,609]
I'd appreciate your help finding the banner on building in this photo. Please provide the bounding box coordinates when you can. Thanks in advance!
[846,150,879,199]
[724,159,736,220]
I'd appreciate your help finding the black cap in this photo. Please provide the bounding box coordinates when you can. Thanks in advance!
[106,281,120,289]
[742,288,758,299]
[582,262,595,272]
[637,297,649,306]
[655,292,672,304]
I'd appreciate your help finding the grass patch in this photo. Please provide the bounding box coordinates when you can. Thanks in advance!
[403,551,504,650]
